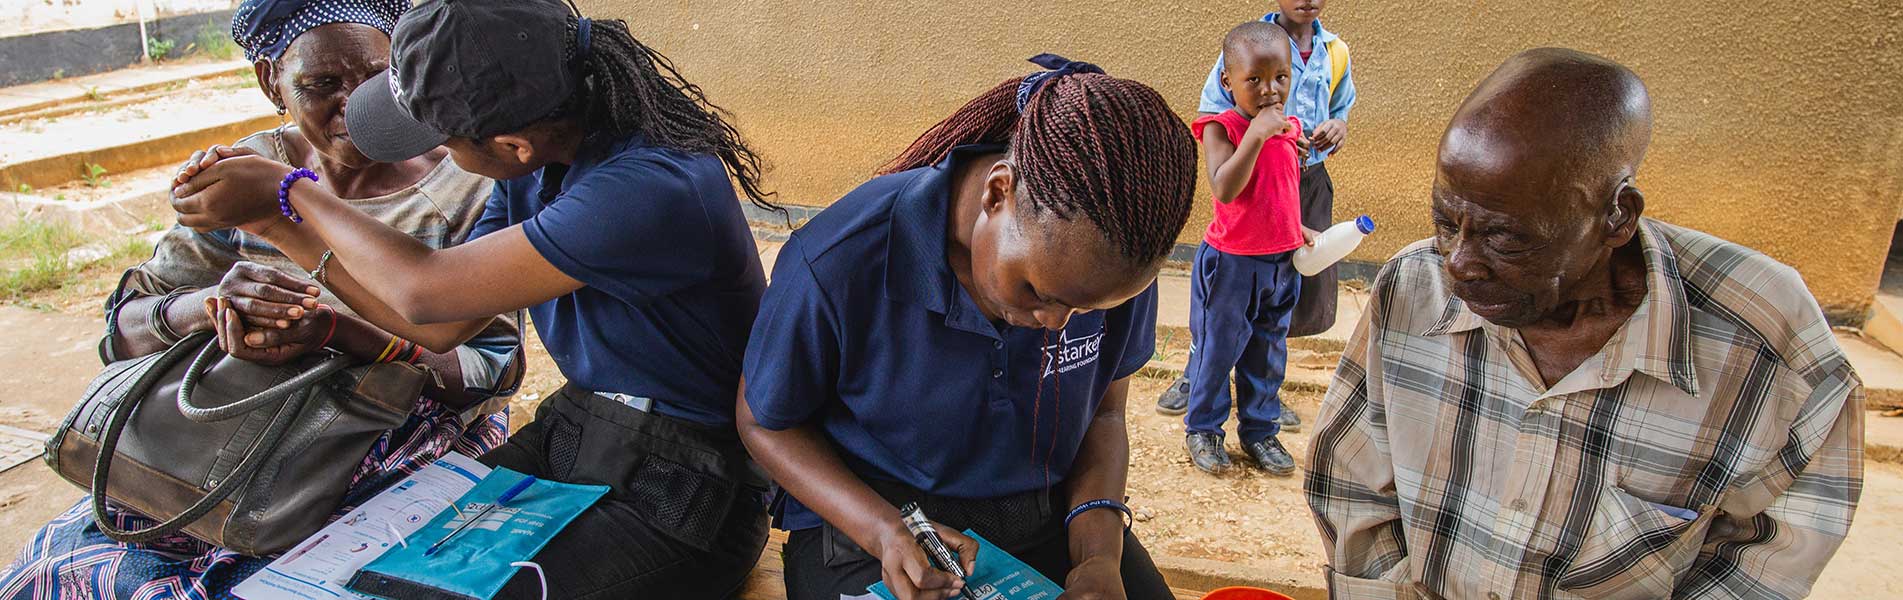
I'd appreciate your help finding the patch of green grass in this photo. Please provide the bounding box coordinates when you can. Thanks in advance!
[14,184,30,194]
[0,221,152,302]
[110,236,154,264]
[192,18,239,60]
[0,220,85,300]
[0,220,83,258]
[84,86,104,102]
[50,69,64,81]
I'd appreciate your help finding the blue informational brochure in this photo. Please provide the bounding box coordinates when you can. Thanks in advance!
[868,531,1064,600]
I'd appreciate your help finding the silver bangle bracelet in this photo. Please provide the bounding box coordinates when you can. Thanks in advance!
[147,289,192,346]
[311,250,334,285]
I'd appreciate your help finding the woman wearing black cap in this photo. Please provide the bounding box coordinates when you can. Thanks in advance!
[0,0,528,597]
[171,0,775,596]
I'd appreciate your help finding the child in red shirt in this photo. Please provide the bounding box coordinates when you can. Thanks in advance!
[1181,21,1315,477]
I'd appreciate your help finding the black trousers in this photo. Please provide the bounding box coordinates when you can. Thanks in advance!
[779,485,1173,600]
[481,385,770,600]
[1290,161,1338,338]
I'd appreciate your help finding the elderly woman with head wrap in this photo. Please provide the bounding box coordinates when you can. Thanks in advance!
[0,1,522,596]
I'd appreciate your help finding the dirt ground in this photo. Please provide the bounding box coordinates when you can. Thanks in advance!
[0,264,1898,596]
[1122,376,1329,570]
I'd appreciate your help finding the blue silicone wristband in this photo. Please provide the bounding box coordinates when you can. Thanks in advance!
[1064,498,1133,531]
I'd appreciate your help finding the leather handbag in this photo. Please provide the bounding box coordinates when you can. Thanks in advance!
[46,331,431,556]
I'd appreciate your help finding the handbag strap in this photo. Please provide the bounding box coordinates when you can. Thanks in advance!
[176,341,353,423]
[87,333,333,543]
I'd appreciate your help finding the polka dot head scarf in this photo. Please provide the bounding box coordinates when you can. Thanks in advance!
[232,0,410,62]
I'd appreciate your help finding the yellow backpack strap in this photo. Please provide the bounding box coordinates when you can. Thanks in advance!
[1326,38,1350,97]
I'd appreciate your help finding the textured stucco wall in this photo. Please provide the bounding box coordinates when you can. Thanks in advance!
[582,0,1902,320]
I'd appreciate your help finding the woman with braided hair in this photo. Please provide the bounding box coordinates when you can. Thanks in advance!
[739,55,1198,600]
[170,0,777,596]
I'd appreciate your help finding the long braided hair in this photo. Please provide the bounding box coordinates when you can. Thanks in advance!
[881,60,1197,267]
[557,15,780,214]
[884,57,1197,487]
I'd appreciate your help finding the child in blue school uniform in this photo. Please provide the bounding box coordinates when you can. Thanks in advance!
[739,56,1199,600]
[1179,22,1313,477]
[1158,0,1359,431]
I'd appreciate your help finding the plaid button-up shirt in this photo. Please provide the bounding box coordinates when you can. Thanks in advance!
[1307,219,1864,599]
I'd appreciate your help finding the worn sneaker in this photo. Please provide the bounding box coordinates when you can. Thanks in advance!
[1185,432,1232,475]
[1246,436,1297,476]
[1155,376,1191,415]
[1277,409,1302,433]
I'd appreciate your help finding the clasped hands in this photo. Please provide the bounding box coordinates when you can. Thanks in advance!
[172,147,333,365]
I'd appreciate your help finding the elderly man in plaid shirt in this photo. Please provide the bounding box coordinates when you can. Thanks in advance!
[1306,48,1864,600]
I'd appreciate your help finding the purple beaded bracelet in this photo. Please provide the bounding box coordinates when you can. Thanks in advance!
[278,168,318,224]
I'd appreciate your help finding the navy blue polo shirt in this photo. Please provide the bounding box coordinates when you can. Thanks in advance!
[743,145,1157,531]
[469,135,764,427]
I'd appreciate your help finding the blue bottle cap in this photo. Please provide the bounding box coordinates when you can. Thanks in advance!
[1355,215,1376,234]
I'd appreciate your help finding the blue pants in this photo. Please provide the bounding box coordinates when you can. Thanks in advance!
[1184,243,1300,445]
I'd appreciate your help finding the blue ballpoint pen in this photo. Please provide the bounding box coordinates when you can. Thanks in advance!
[424,476,537,556]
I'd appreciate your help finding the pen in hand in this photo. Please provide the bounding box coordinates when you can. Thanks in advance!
[900,503,979,600]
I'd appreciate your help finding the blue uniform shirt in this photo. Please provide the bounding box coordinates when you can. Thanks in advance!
[743,145,1158,531]
[1197,12,1357,166]
[469,135,764,427]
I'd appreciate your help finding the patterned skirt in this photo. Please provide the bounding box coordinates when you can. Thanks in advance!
[0,400,508,600]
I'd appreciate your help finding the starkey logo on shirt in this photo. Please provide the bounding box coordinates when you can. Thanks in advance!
[1041,326,1106,377]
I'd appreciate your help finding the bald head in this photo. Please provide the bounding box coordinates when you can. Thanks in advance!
[1440,48,1653,195]
[1430,49,1656,328]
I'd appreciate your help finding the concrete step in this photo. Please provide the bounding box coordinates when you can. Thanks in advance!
[1842,333,1903,411]
[1865,412,1903,464]
[0,60,248,121]
[1865,293,1903,357]
[1153,269,1365,355]
[0,165,177,238]
[1837,330,1903,464]
[0,65,272,192]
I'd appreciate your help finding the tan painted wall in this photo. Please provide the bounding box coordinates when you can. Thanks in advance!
[582,0,1903,320]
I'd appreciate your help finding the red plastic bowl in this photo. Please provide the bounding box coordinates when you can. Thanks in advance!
[1200,586,1295,600]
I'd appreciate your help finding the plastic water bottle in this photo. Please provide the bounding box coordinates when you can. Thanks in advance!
[1293,215,1375,276]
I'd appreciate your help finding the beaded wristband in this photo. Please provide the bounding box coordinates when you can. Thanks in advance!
[278,168,318,224]
[1064,498,1133,532]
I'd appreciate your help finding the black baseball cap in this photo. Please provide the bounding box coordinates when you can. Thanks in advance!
[347,0,583,162]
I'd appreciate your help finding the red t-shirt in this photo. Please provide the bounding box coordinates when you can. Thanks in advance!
[1191,110,1304,255]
